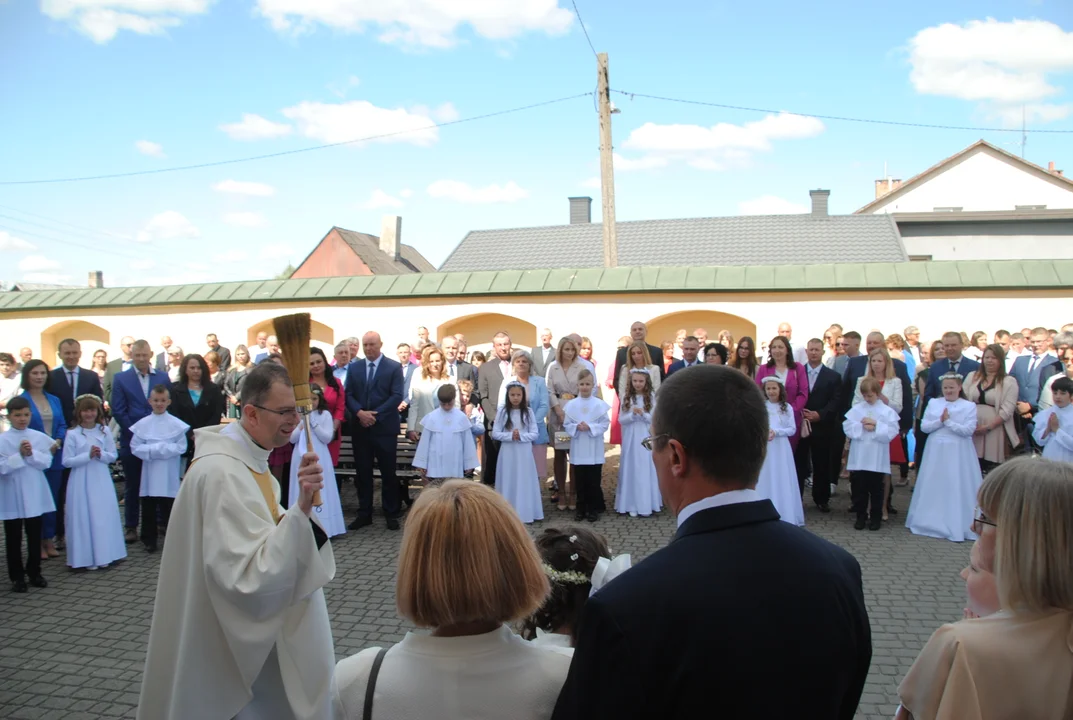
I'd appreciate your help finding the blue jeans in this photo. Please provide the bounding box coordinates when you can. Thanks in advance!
[40,468,63,540]
[120,453,142,529]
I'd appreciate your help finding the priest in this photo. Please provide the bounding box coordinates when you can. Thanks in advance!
[137,362,336,720]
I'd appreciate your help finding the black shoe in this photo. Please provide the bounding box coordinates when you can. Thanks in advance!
[574,510,586,521]
[586,512,599,522]
[28,575,47,588]
[386,518,400,531]
[11,580,27,593]
[869,519,882,531]
[854,516,866,530]
[144,543,157,553]
[402,496,414,508]
[817,503,831,513]
[348,516,372,530]
[887,505,899,516]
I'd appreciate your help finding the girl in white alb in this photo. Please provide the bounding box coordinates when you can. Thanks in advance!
[906,373,983,542]
[756,376,805,526]
[615,369,662,518]
[62,395,126,570]
[289,385,345,537]
[491,381,543,523]
[1032,377,1073,463]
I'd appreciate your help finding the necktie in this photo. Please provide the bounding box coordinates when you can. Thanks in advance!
[68,370,77,401]
[449,363,455,378]
[951,361,959,376]
[367,362,375,384]
[1029,354,1039,373]
[809,368,817,391]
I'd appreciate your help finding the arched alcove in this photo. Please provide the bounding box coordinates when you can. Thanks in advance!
[248,318,336,356]
[644,310,757,349]
[437,313,537,355]
[40,320,111,368]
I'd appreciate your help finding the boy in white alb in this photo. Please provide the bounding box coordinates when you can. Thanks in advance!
[563,370,611,523]
[0,396,56,592]
[413,384,479,485]
[130,385,188,553]
[843,377,900,531]
[1033,377,1073,463]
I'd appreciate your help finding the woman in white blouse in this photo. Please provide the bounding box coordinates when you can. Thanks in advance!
[617,341,662,398]
[332,481,570,719]
[406,345,452,442]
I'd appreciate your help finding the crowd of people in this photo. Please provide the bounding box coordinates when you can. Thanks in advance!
[1,316,1072,718]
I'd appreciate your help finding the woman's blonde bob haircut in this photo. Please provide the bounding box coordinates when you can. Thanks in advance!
[978,456,1073,613]
[396,480,550,628]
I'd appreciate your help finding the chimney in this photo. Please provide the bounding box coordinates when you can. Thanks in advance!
[874,178,902,199]
[87,271,104,288]
[379,215,401,261]
[1049,161,1064,177]
[810,189,830,218]
[568,196,592,224]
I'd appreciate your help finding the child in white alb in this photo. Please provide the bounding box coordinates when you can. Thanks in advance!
[756,376,805,526]
[843,377,900,531]
[563,370,610,523]
[1033,377,1073,463]
[62,394,126,570]
[906,373,983,542]
[0,396,56,592]
[615,368,661,517]
[491,381,543,523]
[130,385,188,553]
[413,384,479,485]
[289,383,345,537]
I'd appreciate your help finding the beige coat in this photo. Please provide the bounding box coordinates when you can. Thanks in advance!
[962,372,1020,463]
[898,609,1073,720]
[137,422,336,720]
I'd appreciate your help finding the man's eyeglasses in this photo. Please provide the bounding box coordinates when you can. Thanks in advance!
[252,405,300,420]
[836,342,846,347]
[641,433,669,451]
[971,509,996,535]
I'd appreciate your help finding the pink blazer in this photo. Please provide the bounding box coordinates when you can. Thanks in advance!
[755,363,809,449]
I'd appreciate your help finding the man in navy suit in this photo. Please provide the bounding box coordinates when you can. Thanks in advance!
[345,332,405,531]
[666,336,702,376]
[796,339,843,512]
[111,339,172,542]
[1009,327,1062,447]
[924,331,980,401]
[50,338,104,547]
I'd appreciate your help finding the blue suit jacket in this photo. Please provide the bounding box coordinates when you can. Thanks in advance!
[1008,353,1062,411]
[21,391,66,472]
[667,359,702,377]
[924,356,981,401]
[49,366,103,426]
[345,356,404,437]
[111,367,172,454]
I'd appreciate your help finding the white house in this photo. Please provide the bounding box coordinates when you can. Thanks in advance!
[857,140,1073,261]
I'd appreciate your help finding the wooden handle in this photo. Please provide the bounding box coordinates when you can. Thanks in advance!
[303,413,323,507]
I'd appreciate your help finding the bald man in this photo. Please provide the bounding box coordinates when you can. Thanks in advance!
[613,322,665,390]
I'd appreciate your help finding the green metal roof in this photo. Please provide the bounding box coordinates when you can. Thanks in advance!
[1,260,1070,314]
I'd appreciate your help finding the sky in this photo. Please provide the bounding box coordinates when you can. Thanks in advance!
[1,0,1072,288]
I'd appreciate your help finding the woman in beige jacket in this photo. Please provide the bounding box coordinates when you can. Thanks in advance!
[962,344,1020,472]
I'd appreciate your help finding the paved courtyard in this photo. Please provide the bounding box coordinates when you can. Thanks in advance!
[0,456,969,720]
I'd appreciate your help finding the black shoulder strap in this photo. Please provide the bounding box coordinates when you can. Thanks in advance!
[362,647,388,720]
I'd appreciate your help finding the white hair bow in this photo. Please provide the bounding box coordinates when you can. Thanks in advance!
[589,554,632,597]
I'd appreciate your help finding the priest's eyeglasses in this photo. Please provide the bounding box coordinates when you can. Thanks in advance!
[641,433,669,451]
[252,404,299,420]
[971,509,996,535]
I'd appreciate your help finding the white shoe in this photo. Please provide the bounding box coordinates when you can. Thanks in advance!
[88,566,99,571]
[629,512,638,518]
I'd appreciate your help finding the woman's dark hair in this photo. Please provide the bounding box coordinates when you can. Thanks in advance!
[309,382,328,413]
[6,396,31,413]
[522,526,610,647]
[308,347,340,393]
[20,359,51,392]
[501,382,530,430]
[470,350,487,364]
[979,343,1008,385]
[730,336,757,378]
[703,342,728,365]
[766,336,797,369]
[180,354,211,388]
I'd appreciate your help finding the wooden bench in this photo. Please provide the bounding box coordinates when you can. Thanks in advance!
[336,423,421,485]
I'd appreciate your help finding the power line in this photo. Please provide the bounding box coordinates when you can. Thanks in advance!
[0,212,128,246]
[0,223,144,261]
[611,89,1073,134]
[0,203,131,241]
[0,92,594,186]
[570,0,598,57]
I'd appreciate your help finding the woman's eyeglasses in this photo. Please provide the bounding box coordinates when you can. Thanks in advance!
[971,509,996,535]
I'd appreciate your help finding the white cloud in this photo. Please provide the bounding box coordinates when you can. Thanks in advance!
[135,140,165,157]
[130,259,156,271]
[219,113,293,141]
[22,272,73,284]
[223,212,267,228]
[621,112,825,171]
[262,243,295,260]
[212,250,250,263]
[137,211,200,243]
[908,19,1073,126]
[282,100,438,146]
[399,188,413,198]
[427,179,528,204]
[212,179,276,196]
[40,0,211,44]
[18,255,61,272]
[0,231,36,252]
[255,0,573,48]
[737,196,809,215]
[613,153,668,171]
[360,189,404,209]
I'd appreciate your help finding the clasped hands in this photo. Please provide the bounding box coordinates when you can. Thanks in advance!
[357,409,378,428]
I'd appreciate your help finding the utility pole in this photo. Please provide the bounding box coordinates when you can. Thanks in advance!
[597,52,618,267]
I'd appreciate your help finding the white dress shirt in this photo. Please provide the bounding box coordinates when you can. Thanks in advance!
[676,488,759,528]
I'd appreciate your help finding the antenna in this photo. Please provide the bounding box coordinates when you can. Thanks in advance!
[1021,105,1027,158]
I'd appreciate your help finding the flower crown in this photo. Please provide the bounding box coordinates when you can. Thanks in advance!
[74,393,103,405]
[762,375,785,386]
[542,563,590,585]
[629,367,651,376]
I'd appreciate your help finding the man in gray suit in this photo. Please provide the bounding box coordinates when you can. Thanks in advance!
[531,328,556,379]
[441,336,477,386]
[103,335,135,407]
[478,331,513,487]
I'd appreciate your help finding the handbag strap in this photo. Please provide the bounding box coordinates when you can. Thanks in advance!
[362,647,388,720]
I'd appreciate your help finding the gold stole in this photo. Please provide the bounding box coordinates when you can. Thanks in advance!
[188,458,281,525]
